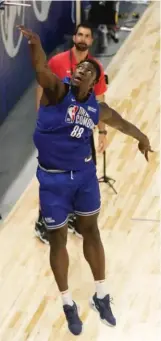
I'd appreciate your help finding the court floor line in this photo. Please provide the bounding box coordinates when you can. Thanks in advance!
[131,218,160,223]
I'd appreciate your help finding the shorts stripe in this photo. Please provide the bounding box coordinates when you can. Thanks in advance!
[43,216,68,230]
[75,207,100,216]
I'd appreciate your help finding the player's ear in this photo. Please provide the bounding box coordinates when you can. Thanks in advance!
[91,36,94,45]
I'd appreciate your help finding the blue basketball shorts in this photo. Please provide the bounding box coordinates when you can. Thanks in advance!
[36,166,101,230]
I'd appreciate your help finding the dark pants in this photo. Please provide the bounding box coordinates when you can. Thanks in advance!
[91,133,96,166]
[89,1,119,27]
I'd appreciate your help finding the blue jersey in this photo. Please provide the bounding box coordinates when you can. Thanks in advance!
[33,78,99,171]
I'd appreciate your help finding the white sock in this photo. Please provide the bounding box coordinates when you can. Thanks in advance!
[95,280,107,299]
[61,290,74,306]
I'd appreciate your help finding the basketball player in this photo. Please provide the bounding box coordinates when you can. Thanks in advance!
[18,25,152,335]
[35,23,108,243]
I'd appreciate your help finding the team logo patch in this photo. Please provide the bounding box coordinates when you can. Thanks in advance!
[65,105,79,123]
[88,106,97,113]
[85,155,92,162]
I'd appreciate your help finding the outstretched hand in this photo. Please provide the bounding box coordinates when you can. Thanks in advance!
[17,25,40,44]
[138,135,153,161]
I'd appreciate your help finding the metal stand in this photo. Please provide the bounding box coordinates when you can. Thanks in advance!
[99,151,117,194]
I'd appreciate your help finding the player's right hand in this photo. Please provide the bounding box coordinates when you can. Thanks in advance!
[16,25,40,45]
[138,135,153,161]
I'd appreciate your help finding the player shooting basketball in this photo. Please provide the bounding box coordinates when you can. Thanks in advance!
[17,25,152,336]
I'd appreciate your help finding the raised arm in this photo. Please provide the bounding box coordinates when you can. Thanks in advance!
[99,102,153,161]
[96,94,108,153]
[17,26,65,96]
[36,85,43,111]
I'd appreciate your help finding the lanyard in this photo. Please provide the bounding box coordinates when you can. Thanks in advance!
[69,49,74,75]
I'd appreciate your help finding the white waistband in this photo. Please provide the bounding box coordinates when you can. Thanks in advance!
[38,163,67,173]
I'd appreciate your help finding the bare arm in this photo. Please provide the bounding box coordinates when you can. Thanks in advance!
[96,94,108,153]
[96,94,106,131]
[17,26,65,97]
[100,102,145,140]
[36,85,43,111]
[99,102,153,161]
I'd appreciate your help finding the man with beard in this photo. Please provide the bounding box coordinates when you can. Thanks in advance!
[35,23,108,244]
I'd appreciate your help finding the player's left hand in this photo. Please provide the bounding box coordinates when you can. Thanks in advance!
[98,133,108,153]
[138,135,153,161]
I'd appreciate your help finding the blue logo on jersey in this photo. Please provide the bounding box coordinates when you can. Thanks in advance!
[65,105,79,123]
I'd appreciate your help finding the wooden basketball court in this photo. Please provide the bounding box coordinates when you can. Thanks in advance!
[0,2,160,340]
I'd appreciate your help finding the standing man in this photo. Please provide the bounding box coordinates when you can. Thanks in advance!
[18,25,152,336]
[35,23,108,244]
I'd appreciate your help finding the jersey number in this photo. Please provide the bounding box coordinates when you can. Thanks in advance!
[70,125,84,138]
